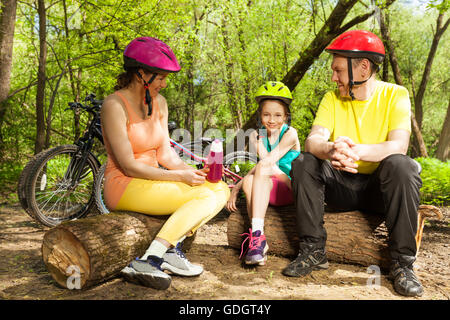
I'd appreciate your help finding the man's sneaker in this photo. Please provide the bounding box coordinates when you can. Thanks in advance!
[121,255,171,290]
[240,229,269,266]
[161,243,204,276]
[282,242,329,277]
[389,255,424,297]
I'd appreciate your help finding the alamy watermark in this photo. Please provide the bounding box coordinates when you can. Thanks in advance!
[366,265,381,289]
[66,265,81,290]
[170,121,267,158]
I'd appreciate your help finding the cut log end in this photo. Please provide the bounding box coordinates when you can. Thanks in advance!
[42,211,197,289]
[42,227,90,288]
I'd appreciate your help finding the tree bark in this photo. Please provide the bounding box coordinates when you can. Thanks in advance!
[414,13,450,129]
[227,202,442,270]
[34,0,48,155]
[281,0,383,91]
[0,0,18,153]
[435,99,450,161]
[378,8,429,157]
[0,0,17,104]
[42,212,195,289]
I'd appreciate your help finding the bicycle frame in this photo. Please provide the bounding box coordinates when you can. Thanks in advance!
[169,139,243,185]
[64,99,103,187]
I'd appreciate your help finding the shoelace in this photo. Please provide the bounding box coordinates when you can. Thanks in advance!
[239,229,265,259]
[174,242,187,259]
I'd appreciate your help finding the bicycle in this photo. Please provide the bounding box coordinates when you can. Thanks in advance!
[18,93,257,225]
[17,93,104,227]
[94,136,258,214]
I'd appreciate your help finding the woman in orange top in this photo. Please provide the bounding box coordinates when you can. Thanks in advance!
[101,37,229,290]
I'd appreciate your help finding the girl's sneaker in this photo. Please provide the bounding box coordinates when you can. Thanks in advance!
[240,229,269,266]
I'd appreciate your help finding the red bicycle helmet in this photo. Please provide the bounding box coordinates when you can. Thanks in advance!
[326,30,385,100]
[325,30,385,65]
[123,37,181,115]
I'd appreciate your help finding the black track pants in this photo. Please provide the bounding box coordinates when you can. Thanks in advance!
[290,152,422,260]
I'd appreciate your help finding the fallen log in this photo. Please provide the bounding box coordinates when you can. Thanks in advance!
[42,212,195,289]
[227,202,442,270]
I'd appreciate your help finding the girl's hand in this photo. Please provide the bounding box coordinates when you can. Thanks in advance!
[226,188,239,212]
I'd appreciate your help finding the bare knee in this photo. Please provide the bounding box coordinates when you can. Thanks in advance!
[242,174,254,196]
[254,159,274,177]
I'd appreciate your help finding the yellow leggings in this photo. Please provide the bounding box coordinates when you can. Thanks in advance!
[115,179,230,246]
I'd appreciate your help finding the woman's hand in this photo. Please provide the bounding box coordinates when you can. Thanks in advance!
[179,169,207,186]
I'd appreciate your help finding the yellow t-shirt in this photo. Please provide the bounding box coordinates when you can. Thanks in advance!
[313,81,411,174]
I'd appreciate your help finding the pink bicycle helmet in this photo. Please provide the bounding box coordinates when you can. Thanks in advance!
[123,37,181,73]
[123,37,181,115]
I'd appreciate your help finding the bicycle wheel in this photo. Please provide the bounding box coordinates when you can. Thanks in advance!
[223,151,258,186]
[17,154,40,213]
[93,164,110,214]
[24,144,99,227]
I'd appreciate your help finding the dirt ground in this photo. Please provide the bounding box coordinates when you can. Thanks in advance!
[0,204,448,301]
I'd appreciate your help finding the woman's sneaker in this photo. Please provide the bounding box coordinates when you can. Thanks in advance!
[121,255,171,290]
[161,243,204,276]
[240,229,269,266]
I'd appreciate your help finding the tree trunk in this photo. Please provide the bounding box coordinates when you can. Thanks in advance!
[221,12,243,129]
[42,212,195,289]
[0,0,17,104]
[237,0,396,133]
[436,99,450,161]
[227,202,442,270]
[281,0,384,91]
[34,0,48,155]
[414,13,450,129]
[378,8,428,157]
[0,0,18,153]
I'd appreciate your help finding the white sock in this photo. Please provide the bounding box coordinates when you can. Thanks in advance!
[176,235,187,245]
[252,218,265,234]
[141,240,168,260]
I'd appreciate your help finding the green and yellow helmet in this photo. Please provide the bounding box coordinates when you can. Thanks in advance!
[255,81,293,106]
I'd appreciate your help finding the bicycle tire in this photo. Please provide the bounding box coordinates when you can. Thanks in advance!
[223,151,258,186]
[17,154,40,213]
[93,164,110,214]
[24,144,99,227]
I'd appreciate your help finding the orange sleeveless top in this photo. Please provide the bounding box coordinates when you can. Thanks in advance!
[102,91,166,210]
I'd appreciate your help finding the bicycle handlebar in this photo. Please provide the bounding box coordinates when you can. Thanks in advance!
[66,93,103,115]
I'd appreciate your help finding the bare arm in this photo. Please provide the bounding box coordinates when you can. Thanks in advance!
[352,129,410,162]
[155,95,193,170]
[101,94,205,185]
[305,125,359,173]
[252,128,300,165]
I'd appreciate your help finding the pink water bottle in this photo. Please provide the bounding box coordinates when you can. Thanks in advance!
[206,139,223,183]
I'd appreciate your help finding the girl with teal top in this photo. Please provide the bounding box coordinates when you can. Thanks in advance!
[226,81,301,266]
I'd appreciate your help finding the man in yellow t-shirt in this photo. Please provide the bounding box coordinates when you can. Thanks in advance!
[282,30,423,297]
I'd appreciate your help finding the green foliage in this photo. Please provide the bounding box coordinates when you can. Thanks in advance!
[416,157,450,206]
[0,0,448,207]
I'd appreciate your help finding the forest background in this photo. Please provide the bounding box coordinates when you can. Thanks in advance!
[0,0,448,205]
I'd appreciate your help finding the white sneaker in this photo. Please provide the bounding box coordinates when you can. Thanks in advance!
[161,243,203,276]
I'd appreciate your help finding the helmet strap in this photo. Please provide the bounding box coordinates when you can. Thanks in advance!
[347,57,372,101]
[136,71,157,116]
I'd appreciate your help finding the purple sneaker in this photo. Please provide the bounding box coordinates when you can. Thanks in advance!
[240,229,269,266]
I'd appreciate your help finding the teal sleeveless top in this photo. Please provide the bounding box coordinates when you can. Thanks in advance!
[262,124,301,179]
